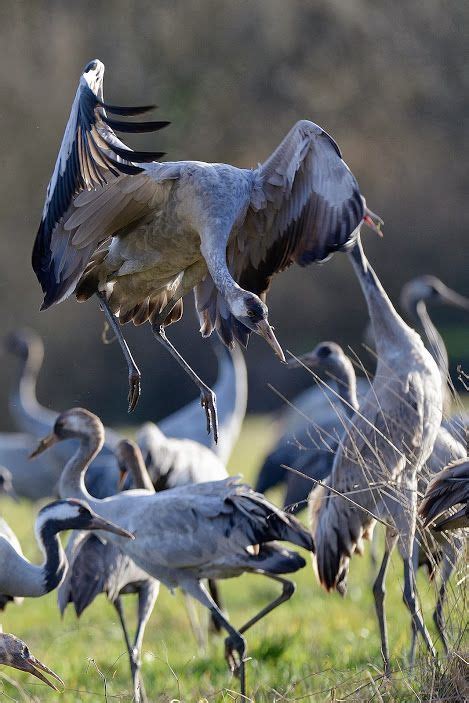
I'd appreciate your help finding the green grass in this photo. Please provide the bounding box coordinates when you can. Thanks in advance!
[0,418,466,702]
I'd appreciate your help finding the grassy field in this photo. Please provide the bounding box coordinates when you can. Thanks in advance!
[0,417,467,702]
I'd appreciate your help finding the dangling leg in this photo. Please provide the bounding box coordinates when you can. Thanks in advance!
[97,291,141,412]
[208,579,225,634]
[130,581,160,703]
[372,528,398,677]
[151,318,218,443]
[181,580,247,697]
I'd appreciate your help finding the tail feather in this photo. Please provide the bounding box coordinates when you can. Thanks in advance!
[253,544,306,574]
[233,489,314,553]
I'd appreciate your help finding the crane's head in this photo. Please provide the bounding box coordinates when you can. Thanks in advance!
[0,633,64,690]
[401,275,469,318]
[35,499,134,539]
[289,341,346,371]
[229,291,285,362]
[4,327,44,363]
[29,408,105,458]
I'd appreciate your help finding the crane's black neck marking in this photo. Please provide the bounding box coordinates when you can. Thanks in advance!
[39,522,67,593]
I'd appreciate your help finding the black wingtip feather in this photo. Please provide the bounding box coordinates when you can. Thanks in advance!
[98,101,157,116]
[102,116,170,133]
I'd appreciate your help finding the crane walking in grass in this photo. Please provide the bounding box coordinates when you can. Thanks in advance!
[32,59,381,441]
[310,235,442,676]
[32,407,314,697]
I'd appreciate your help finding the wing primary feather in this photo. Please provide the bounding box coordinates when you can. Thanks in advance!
[97,101,157,116]
[100,136,165,163]
[102,116,170,133]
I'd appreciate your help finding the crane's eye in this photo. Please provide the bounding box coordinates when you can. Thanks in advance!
[247,310,255,318]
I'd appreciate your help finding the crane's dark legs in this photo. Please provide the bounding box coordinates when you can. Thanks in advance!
[372,529,398,677]
[182,581,246,696]
[402,558,436,659]
[151,322,218,442]
[97,292,141,412]
[113,597,147,703]
[208,579,225,634]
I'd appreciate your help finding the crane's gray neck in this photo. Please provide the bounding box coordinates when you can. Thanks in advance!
[330,359,359,416]
[59,434,102,503]
[348,239,413,354]
[414,300,450,412]
[11,343,43,416]
[130,453,155,492]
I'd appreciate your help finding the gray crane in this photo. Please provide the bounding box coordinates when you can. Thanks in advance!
[0,632,63,691]
[32,408,314,697]
[257,342,360,513]
[59,439,157,703]
[0,432,58,501]
[32,59,381,440]
[0,499,132,602]
[420,457,469,531]
[310,235,442,676]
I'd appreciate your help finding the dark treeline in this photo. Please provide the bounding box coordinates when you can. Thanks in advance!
[0,0,467,430]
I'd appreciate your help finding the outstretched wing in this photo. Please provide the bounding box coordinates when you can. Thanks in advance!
[196,120,368,347]
[32,59,169,309]
[237,119,365,296]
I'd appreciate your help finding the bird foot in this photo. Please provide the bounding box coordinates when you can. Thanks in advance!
[128,368,141,412]
[224,634,246,677]
[200,388,218,443]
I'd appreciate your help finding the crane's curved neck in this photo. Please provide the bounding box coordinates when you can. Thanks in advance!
[11,345,43,415]
[1,524,66,598]
[415,300,450,410]
[348,239,413,355]
[331,361,359,415]
[213,344,248,461]
[37,523,67,594]
[130,453,155,492]
[59,433,102,504]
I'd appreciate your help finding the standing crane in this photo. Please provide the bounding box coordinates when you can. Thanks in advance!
[32,59,381,440]
[59,440,157,703]
[310,236,442,675]
[32,407,314,697]
[0,632,63,691]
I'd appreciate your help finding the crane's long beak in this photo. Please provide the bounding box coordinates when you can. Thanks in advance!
[257,320,286,362]
[438,286,469,311]
[29,433,58,459]
[87,513,135,540]
[18,653,64,691]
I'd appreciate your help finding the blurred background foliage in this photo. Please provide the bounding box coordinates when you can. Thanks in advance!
[0,0,467,430]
